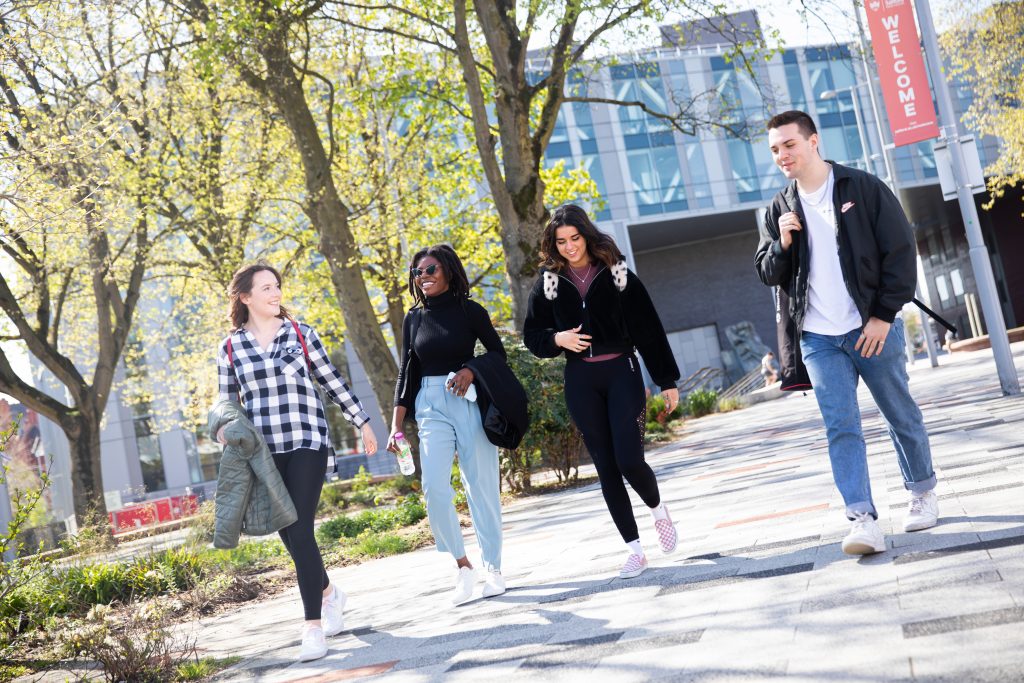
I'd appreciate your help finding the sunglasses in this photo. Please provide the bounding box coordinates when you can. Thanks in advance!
[410,264,439,278]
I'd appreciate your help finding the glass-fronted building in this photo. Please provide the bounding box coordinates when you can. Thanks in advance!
[543,11,1020,385]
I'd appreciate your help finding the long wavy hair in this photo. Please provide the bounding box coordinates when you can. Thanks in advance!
[227,262,291,330]
[407,244,471,308]
[539,204,622,271]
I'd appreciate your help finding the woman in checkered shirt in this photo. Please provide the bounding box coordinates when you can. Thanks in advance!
[216,262,379,662]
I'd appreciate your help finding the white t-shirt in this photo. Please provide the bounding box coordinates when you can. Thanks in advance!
[799,170,863,335]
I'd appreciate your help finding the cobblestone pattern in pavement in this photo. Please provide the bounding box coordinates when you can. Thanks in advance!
[184,345,1024,683]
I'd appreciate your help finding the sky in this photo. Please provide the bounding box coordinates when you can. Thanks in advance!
[743,0,969,47]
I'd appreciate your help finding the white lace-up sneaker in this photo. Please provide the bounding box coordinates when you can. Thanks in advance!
[451,566,475,605]
[481,569,506,598]
[903,490,939,532]
[297,625,328,662]
[618,553,648,579]
[321,585,346,637]
[841,512,886,555]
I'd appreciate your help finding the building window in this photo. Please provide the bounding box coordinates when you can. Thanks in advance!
[611,62,672,146]
[934,274,951,306]
[783,53,807,110]
[685,143,713,209]
[950,269,965,302]
[627,147,687,215]
[134,416,167,493]
[580,154,612,220]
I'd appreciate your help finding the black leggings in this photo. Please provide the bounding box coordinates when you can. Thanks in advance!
[564,354,661,543]
[273,447,331,620]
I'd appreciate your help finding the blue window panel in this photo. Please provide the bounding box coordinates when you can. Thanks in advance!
[580,138,599,154]
[610,64,636,80]
[783,50,798,65]
[662,198,688,214]
[785,62,807,110]
[547,141,572,158]
[624,133,650,149]
[580,154,611,220]
[649,130,674,148]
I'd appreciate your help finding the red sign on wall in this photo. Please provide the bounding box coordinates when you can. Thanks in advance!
[864,0,939,146]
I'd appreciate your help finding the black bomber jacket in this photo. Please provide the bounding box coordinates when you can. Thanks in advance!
[755,161,918,390]
[523,259,680,391]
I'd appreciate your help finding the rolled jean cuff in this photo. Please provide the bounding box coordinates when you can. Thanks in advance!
[845,501,877,520]
[905,473,937,495]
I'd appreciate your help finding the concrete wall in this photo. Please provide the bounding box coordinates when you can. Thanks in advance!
[634,229,778,377]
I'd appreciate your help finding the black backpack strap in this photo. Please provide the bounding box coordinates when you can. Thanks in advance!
[912,298,957,335]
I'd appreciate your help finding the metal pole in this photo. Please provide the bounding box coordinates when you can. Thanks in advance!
[852,1,897,185]
[848,86,871,173]
[916,0,1020,395]
[851,3,939,367]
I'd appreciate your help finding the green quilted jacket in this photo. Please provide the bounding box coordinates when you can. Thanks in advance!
[208,400,297,548]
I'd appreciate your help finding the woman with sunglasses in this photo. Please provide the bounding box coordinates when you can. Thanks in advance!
[523,205,681,579]
[388,244,507,605]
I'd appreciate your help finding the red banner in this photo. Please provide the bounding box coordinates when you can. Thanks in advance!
[864,0,939,146]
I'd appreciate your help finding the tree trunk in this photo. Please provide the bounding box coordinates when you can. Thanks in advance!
[256,34,399,420]
[60,406,107,527]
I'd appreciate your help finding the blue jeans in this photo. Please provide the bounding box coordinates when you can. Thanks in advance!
[415,376,503,570]
[800,319,936,519]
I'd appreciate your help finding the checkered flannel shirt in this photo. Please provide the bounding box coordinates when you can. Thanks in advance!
[218,320,370,454]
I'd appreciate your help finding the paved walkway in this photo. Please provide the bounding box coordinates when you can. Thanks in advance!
[191,343,1024,682]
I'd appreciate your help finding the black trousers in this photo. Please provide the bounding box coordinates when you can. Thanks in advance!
[272,447,331,620]
[564,354,661,543]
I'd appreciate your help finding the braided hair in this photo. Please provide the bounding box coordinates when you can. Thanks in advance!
[407,244,471,308]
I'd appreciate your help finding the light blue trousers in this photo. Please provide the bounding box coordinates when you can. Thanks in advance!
[415,376,503,570]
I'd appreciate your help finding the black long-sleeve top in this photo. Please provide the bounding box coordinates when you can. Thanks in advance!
[393,289,506,412]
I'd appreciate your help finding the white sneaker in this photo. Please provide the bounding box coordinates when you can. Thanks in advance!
[841,512,886,555]
[451,566,475,605]
[482,569,506,598]
[297,625,327,662]
[903,490,939,532]
[321,585,346,637]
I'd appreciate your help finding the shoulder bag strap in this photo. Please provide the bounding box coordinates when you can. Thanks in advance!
[290,319,313,373]
[226,332,242,403]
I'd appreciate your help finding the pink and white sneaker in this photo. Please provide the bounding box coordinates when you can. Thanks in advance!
[654,508,678,555]
[618,553,648,579]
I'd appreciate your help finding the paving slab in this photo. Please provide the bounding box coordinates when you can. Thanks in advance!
[152,343,1024,680]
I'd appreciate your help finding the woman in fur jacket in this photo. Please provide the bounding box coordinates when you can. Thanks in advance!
[523,204,681,579]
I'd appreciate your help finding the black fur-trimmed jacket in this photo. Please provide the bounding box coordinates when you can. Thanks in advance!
[523,259,680,391]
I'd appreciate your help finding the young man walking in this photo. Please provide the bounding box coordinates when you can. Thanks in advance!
[755,110,939,555]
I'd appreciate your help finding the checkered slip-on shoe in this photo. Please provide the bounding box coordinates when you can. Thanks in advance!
[618,553,648,579]
[654,508,678,555]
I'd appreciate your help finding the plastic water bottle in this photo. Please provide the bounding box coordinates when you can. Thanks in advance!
[394,432,416,476]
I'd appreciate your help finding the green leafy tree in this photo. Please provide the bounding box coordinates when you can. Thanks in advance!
[333,0,776,326]
[941,1,1024,210]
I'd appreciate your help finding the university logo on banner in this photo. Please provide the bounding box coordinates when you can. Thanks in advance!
[865,0,939,146]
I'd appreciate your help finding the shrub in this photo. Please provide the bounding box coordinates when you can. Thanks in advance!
[203,538,288,572]
[716,397,743,413]
[646,393,684,426]
[315,495,426,544]
[494,328,585,488]
[60,604,196,683]
[349,533,411,558]
[175,656,242,681]
[185,501,216,546]
[317,481,350,514]
[687,389,718,418]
